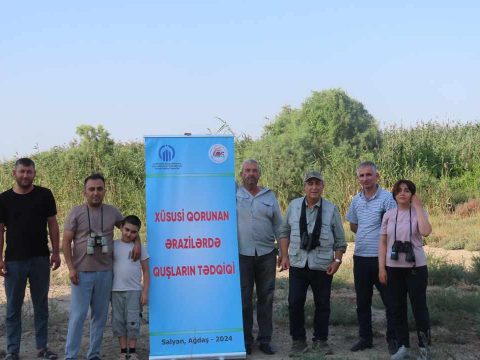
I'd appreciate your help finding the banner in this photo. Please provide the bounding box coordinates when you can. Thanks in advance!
[145,136,245,359]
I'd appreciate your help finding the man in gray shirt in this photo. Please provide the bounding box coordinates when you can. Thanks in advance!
[237,159,282,355]
[278,171,346,356]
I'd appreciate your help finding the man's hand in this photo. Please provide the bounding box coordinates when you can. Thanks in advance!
[277,255,282,268]
[131,241,141,261]
[279,255,290,272]
[0,259,7,277]
[50,253,61,271]
[69,268,79,285]
[379,268,388,285]
[141,291,149,306]
[326,261,340,276]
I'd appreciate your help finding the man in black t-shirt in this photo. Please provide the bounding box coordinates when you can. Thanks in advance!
[0,158,61,360]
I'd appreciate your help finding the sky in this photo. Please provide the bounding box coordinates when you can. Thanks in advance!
[1,1,479,160]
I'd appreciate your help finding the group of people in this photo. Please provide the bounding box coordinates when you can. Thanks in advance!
[0,158,150,360]
[0,156,432,360]
[237,159,432,360]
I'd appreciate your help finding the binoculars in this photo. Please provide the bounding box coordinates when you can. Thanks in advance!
[390,241,415,263]
[300,232,320,251]
[87,234,108,255]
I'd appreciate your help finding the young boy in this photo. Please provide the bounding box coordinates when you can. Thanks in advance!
[112,215,150,360]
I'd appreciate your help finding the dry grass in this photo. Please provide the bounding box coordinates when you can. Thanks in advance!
[428,212,480,251]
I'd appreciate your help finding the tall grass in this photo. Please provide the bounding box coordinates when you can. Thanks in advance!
[1,122,479,245]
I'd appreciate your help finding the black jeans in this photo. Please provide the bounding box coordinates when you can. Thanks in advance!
[239,250,277,345]
[288,264,332,342]
[387,266,430,347]
[353,255,396,342]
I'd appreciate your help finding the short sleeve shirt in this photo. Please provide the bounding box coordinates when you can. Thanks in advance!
[380,207,428,267]
[346,186,397,257]
[64,204,123,271]
[113,242,150,291]
[0,186,57,260]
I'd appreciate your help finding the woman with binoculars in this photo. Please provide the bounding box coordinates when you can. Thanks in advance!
[378,179,432,360]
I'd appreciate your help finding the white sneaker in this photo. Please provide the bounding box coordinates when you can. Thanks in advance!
[391,345,410,360]
[417,347,429,360]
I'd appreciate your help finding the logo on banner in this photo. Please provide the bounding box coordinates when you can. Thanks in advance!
[209,144,228,164]
[159,145,175,162]
[153,144,182,170]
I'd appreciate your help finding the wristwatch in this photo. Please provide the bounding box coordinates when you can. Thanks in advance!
[334,258,342,264]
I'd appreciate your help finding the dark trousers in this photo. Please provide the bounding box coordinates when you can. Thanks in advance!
[288,264,332,342]
[353,255,395,342]
[239,250,276,345]
[5,256,51,354]
[387,266,430,347]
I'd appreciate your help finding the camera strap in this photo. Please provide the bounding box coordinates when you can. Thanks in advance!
[394,206,416,268]
[299,197,323,246]
[394,206,412,244]
[86,204,104,236]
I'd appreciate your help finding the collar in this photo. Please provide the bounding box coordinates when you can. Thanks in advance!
[238,185,269,198]
[304,197,322,208]
[361,184,381,201]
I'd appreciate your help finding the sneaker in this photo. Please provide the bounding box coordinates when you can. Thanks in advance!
[391,345,410,360]
[388,339,399,355]
[118,353,129,360]
[312,340,333,355]
[417,347,429,360]
[289,340,309,357]
[129,354,139,360]
[37,348,58,360]
[259,343,275,355]
[5,354,20,360]
[350,338,373,352]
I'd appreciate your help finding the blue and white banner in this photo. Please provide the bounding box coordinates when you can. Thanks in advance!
[145,136,245,359]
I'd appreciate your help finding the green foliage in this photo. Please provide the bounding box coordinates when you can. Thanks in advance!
[239,89,380,208]
[1,88,479,243]
[0,125,146,226]
[428,256,480,286]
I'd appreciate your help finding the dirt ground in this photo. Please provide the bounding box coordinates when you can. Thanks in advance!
[0,246,479,360]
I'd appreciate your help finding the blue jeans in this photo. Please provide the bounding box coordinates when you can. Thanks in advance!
[65,271,113,360]
[239,250,277,345]
[4,256,50,354]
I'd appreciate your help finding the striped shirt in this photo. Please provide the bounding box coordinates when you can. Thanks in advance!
[346,186,397,257]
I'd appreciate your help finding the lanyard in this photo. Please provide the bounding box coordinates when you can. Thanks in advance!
[86,205,104,235]
[394,206,412,243]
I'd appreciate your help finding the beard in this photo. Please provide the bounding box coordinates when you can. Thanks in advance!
[16,178,33,189]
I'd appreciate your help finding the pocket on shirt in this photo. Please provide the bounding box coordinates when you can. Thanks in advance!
[259,200,274,218]
[314,247,334,263]
[319,229,334,247]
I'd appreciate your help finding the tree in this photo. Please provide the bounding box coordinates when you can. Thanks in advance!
[242,89,380,208]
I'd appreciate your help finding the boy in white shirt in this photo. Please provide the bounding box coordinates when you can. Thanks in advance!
[112,215,150,360]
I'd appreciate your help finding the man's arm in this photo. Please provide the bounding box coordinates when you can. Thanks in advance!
[346,199,358,234]
[349,223,358,233]
[327,207,347,275]
[62,230,79,285]
[0,223,6,276]
[278,237,290,271]
[140,258,150,306]
[47,215,61,270]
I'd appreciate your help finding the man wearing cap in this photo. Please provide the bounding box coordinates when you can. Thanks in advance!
[237,159,283,355]
[346,161,397,354]
[278,171,346,356]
